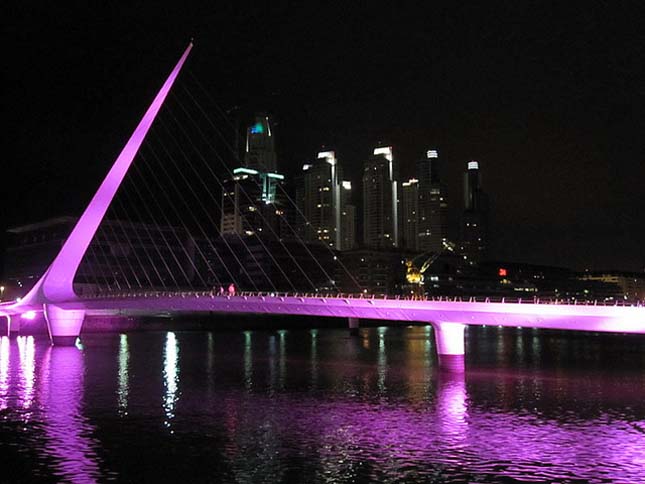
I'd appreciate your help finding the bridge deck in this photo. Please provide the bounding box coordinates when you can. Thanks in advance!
[48,292,645,335]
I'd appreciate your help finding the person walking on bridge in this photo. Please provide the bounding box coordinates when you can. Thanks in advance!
[228,283,236,296]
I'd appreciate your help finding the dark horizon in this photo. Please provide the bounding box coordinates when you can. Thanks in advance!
[4,3,644,273]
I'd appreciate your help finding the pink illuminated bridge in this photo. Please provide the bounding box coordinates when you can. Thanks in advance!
[1,42,643,372]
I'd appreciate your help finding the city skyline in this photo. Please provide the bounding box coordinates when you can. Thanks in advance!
[4,4,644,272]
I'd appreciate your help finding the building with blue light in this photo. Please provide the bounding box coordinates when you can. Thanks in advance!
[244,114,277,173]
[220,115,287,238]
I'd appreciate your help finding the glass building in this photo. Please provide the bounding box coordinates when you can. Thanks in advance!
[362,146,399,249]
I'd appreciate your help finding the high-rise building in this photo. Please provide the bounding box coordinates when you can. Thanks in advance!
[244,114,277,172]
[400,178,419,251]
[341,180,356,250]
[417,149,447,253]
[297,150,355,250]
[363,146,399,248]
[298,151,341,248]
[460,160,488,263]
[221,115,286,239]
[220,167,286,238]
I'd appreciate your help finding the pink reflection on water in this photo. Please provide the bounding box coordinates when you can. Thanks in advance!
[436,374,468,443]
[0,336,9,410]
[16,336,35,409]
[303,376,645,483]
[40,346,103,483]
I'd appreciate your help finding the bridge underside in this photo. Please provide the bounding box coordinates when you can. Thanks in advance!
[36,294,645,371]
[68,295,645,334]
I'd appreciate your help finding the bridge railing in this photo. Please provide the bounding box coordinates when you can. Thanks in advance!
[79,289,644,307]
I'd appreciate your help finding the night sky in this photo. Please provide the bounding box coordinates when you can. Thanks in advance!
[4,3,644,272]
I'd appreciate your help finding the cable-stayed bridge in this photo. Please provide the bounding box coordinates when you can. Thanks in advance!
[2,43,644,371]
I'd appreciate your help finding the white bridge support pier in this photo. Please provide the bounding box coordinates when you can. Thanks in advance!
[432,322,466,372]
[7,315,19,337]
[44,305,86,346]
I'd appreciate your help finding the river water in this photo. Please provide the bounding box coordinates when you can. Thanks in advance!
[0,325,644,483]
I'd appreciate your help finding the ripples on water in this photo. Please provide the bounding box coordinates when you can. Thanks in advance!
[0,326,644,483]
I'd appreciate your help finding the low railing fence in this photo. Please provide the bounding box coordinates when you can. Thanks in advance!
[80,289,644,307]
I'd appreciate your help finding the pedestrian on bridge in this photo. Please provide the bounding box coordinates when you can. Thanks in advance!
[228,283,236,296]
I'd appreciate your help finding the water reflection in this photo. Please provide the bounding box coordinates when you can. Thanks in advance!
[41,346,103,482]
[0,336,9,410]
[515,329,524,360]
[377,326,387,394]
[163,332,179,428]
[436,373,468,444]
[267,334,276,394]
[117,334,129,415]
[17,336,35,409]
[0,328,643,483]
[222,328,644,482]
[310,329,318,390]
[244,331,252,391]
[207,332,214,376]
[278,330,286,391]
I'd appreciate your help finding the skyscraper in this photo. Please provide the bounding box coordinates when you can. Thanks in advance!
[417,149,448,253]
[297,150,355,250]
[400,178,419,251]
[460,160,488,263]
[244,114,277,172]
[221,115,286,238]
[298,151,341,248]
[363,146,399,248]
[220,167,286,237]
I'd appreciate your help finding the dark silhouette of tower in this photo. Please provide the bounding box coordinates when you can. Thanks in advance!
[416,149,447,253]
[460,161,488,263]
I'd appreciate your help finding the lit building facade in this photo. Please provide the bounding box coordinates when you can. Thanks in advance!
[298,151,341,248]
[297,150,355,250]
[220,167,286,238]
[363,146,399,248]
[221,115,287,239]
[417,149,447,253]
